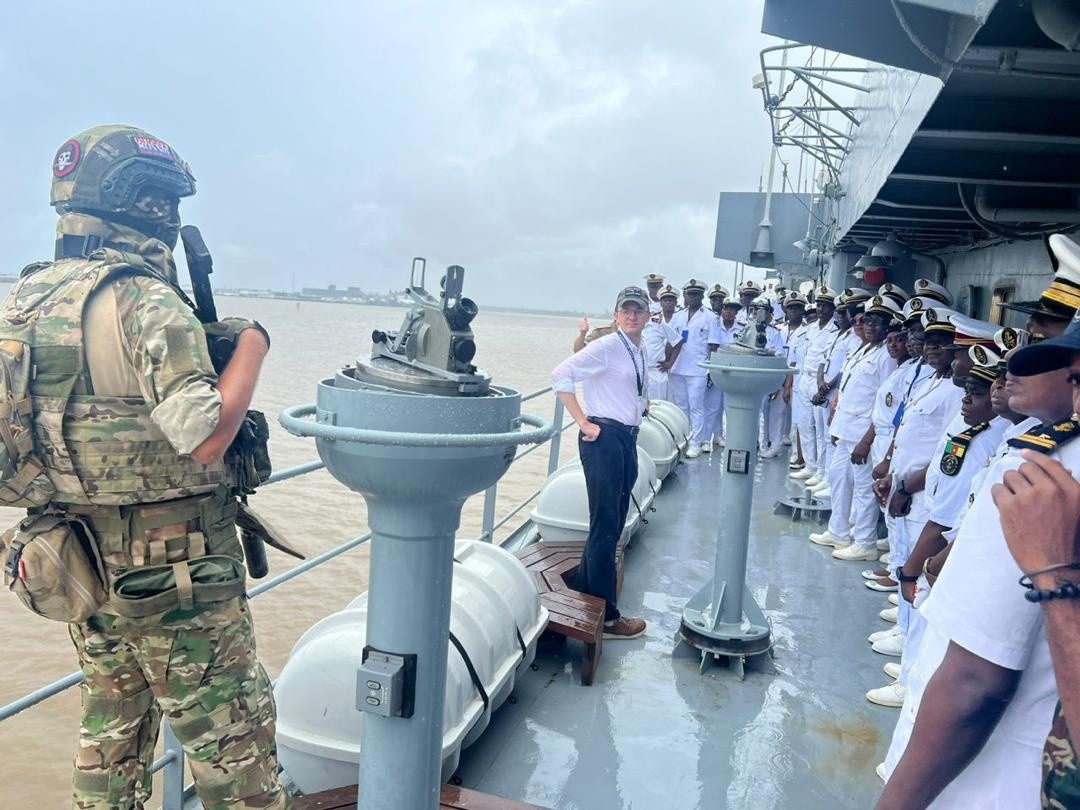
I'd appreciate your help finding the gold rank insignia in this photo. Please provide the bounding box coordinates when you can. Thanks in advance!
[1008,417,1080,454]
[972,345,988,364]
[885,392,894,407]
[1000,328,1018,349]
[925,309,938,323]
[910,299,923,311]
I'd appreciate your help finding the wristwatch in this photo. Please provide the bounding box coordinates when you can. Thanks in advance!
[896,566,919,584]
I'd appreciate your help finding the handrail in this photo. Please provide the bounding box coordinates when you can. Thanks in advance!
[0,382,566,807]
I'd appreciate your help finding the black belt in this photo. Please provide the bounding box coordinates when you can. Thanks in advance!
[588,416,639,437]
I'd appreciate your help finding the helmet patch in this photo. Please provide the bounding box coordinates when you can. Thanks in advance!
[132,134,175,161]
[53,139,80,178]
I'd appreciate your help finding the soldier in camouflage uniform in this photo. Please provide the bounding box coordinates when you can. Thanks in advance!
[3,126,288,809]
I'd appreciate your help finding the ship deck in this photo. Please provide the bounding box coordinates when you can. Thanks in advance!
[453,450,893,810]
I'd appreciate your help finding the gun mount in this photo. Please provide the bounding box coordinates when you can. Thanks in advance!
[357,258,491,396]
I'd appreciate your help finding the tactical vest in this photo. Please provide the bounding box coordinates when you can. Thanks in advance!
[0,251,226,507]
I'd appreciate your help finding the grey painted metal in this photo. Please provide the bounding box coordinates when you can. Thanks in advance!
[481,483,497,542]
[678,343,789,674]
[279,400,550,447]
[160,723,185,810]
[547,397,565,476]
[0,670,83,721]
[263,459,325,485]
[305,373,550,810]
[456,438,902,809]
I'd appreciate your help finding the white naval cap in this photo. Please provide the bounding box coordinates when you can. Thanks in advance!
[913,278,952,305]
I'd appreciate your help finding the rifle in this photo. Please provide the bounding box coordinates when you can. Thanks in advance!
[180,225,269,579]
[180,225,218,324]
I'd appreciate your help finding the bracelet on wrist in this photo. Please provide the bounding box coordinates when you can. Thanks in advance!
[1024,580,1080,603]
[1019,562,1080,591]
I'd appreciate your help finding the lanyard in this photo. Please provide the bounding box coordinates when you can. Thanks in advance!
[892,359,927,429]
[840,342,878,392]
[617,330,645,397]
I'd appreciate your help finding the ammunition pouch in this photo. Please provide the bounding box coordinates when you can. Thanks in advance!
[1,513,107,623]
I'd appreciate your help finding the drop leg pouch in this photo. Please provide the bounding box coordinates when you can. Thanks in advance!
[1,514,107,623]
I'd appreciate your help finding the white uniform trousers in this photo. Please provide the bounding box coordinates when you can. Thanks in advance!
[894,491,929,634]
[826,439,878,548]
[898,575,931,687]
[760,390,786,450]
[793,388,820,473]
[702,381,724,443]
[669,373,708,446]
[648,368,670,403]
[816,395,835,470]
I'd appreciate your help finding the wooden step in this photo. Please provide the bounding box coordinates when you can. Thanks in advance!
[294,783,549,809]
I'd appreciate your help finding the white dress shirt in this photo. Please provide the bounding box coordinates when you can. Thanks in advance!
[552,330,647,426]
[830,342,898,443]
[669,307,713,377]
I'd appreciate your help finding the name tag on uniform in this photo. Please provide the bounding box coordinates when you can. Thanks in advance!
[681,330,689,341]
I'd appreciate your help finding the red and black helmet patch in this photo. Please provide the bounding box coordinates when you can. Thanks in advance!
[131,134,176,162]
[53,139,81,178]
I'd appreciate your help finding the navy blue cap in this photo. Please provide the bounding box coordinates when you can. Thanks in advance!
[1007,314,1080,377]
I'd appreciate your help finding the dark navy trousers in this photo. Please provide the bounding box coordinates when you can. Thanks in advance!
[575,421,638,621]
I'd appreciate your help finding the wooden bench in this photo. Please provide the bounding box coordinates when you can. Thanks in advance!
[514,540,626,686]
[295,783,548,809]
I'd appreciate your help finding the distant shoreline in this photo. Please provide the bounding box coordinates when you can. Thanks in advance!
[215,290,596,319]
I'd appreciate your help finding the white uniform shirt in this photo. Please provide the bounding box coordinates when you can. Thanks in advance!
[925,415,1009,530]
[798,320,838,393]
[649,298,662,315]
[872,358,916,438]
[785,323,812,376]
[641,319,681,371]
[552,330,648,426]
[823,328,860,384]
[890,375,965,480]
[763,323,785,357]
[669,307,713,377]
[709,319,741,349]
[909,433,1080,807]
[830,343,898,443]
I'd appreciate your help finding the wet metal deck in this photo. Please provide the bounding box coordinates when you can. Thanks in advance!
[454,451,893,810]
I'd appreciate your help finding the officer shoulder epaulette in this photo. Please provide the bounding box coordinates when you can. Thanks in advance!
[940,421,992,476]
[1006,417,1080,455]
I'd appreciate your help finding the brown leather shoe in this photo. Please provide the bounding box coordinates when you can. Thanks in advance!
[603,616,646,639]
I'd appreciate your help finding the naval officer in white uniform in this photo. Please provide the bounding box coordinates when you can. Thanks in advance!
[667,278,712,458]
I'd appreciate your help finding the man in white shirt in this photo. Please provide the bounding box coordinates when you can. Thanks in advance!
[642,304,682,402]
[791,287,838,483]
[551,285,652,640]
[770,293,808,459]
[813,295,899,560]
[700,285,732,451]
[667,278,713,458]
[750,298,788,457]
[734,279,762,327]
[644,273,665,315]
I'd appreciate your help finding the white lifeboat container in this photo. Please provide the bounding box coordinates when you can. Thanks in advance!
[648,400,690,453]
[637,413,679,479]
[529,446,659,544]
[274,540,548,794]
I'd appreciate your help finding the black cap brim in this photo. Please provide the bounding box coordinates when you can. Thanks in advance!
[1007,332,1080,377]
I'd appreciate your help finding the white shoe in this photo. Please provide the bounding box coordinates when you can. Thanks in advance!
[869,626,902,644]
[876,763,887,783]
[700,442,712,454]
[876,538,890,551]
[760,447,781,459]
[866,682,907,707]
[789,468,814,480]
[833,544,880,561]
[864,578,896,592]
[812,486,832,499]
[804,474,823,488]
[879,606,899,623]
[809,531,848,548]
[783,437,792,446]
[685,446,701,459]
[809,479,830,493]
[862,568,890,580]
[717,436,726,447]
[872,633,905,657]
[887,593,899,606]
[883,662,901,680]
[880,552,891,565]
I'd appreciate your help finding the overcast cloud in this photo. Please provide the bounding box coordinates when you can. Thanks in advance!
[0,1,776,312]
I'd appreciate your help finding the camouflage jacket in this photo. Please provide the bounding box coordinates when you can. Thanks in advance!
[1043,702,1080,809]
[0,242,226,506]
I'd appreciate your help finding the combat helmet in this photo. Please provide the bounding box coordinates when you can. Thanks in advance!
[51,125,196,250]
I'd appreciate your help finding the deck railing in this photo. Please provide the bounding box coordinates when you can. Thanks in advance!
[0,386,568,809]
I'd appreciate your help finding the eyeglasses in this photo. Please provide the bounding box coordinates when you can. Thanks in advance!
[618,305,648,317]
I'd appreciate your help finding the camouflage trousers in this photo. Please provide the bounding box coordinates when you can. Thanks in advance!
[1043,701,1080,810]
[69,597,290,810]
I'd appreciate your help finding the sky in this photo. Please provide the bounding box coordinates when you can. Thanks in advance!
[0,1,780,312]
